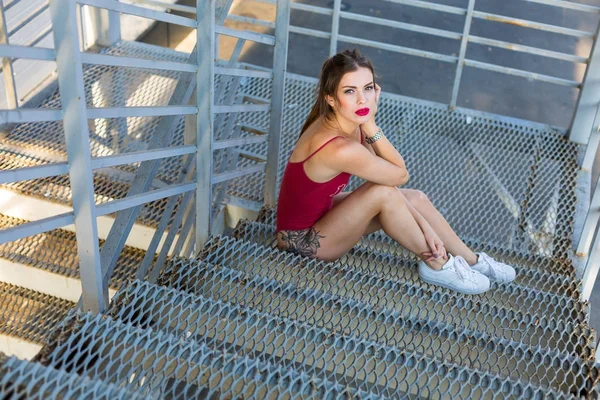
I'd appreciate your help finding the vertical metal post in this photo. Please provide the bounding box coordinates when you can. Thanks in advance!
[569,23,600,145]
[329,0,341,56]
[0,2,18,109]
[196,0,215,249]
[264,0,290,207]
[82,6,121,48]
[577,170,600,257]
[581,222,600,301]
[581,104,600,172]
[49,0,107,313]
[449,0,476,109]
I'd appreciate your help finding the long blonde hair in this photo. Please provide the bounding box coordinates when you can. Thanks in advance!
[300,48,376,136]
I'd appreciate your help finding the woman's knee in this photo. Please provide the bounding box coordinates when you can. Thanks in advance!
[363,183,404,206]
[402,189,430,207]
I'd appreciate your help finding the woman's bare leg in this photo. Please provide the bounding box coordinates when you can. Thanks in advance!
[306,182,447,269]
[400,189,478,265]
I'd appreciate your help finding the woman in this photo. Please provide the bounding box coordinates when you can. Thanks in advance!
[276,49,515,294]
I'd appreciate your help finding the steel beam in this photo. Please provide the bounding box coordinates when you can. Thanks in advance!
[569,22,600,145]
[264,0,290,207]
[50,0,106,313]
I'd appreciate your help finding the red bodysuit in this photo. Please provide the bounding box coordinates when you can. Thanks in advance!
[276,131,363,232]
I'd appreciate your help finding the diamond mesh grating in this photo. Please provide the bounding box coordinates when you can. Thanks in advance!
[0,214,148,289]
[199,231,592,358]
[0,282,74,344]
[0,356,145,399]
[155,250,597,397]
[35,310,379,399]
[109,279,583,397]
[231,76,583,265]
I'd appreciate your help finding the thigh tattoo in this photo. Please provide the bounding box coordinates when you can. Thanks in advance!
[280,227,326,258]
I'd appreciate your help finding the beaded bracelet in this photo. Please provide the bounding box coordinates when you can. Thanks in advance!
[365,127,384,144]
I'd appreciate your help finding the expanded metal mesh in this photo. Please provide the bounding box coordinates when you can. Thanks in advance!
[190,231,593,359]
[35,310,377,400]
[0,282,74,344]
[0,214,148,289]
[0,355,145,400]
[231,75,583,265]
[109,279,579,398]
[255,206,580,292]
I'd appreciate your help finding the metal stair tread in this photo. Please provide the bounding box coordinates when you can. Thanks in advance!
[110,278,596,396]
[0,213,148,289]
[226,225,586,324]
[35,310,378,399]
[157,253,594,364]
[0,354,146,399]
[255,207,578,279]
[0,281,75,345]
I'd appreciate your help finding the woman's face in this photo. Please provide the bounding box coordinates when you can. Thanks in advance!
[327,67,376,124]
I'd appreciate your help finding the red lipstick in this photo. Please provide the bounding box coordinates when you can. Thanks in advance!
[355,108,370,116]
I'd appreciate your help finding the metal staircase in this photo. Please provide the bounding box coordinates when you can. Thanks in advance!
[1,0,600,398]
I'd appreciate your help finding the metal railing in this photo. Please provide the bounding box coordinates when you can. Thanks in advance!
[0,0,290,313]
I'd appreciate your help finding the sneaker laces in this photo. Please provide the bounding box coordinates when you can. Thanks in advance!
[453,256,473,281]
[477,253,497,280]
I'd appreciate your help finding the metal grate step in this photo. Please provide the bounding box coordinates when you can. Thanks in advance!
[0,282,74,345]
[254,206,578,280]
[157,251,595,383]
[109,279,578,397]
[229,223,587,331]
[0,213,148,289]
[231,75,583,267]
[236,217,580,301]
[34,311,376,399]
[0,355,145,399]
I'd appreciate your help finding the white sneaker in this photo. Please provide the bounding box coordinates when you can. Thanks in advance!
[418,255,490,295]
[471,252,516,284]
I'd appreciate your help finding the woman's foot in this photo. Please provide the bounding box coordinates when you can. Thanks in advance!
[418,255,490,295]
[470,252,517,283]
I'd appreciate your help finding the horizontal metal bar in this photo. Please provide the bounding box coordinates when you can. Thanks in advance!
[211,164,266,184]
[289,25,331,39]
[214,66,273,79]
[524,0,600,13]
[291,2,333,15]
[0,212,74,245]
[128,0,196,14]
[383,0,466,15]
[341,11,461,40]
[7,2,48,36]
[215,25,275,45]
[469,35,588,63]
[239,123,268,135]
[239,149,267,163]
[0,162,68,184]
[81,52,197,72]
[464,59,580,86]
[214,104,270,113]
[339,34,458,63]
[94,182,195,217]
[78,0,196,28]
[86,106,197,119]
[226,14,275,29]
[213,135,268,150]
[0,108,61,123]
[473,10,595,38]
[0,44,54,60]
[90,145,196,169]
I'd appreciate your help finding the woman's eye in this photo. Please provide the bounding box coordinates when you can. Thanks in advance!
[344,89,354,94]
[366,85,374,90]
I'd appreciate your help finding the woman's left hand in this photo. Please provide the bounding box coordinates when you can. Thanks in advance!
[421,228,448,262]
